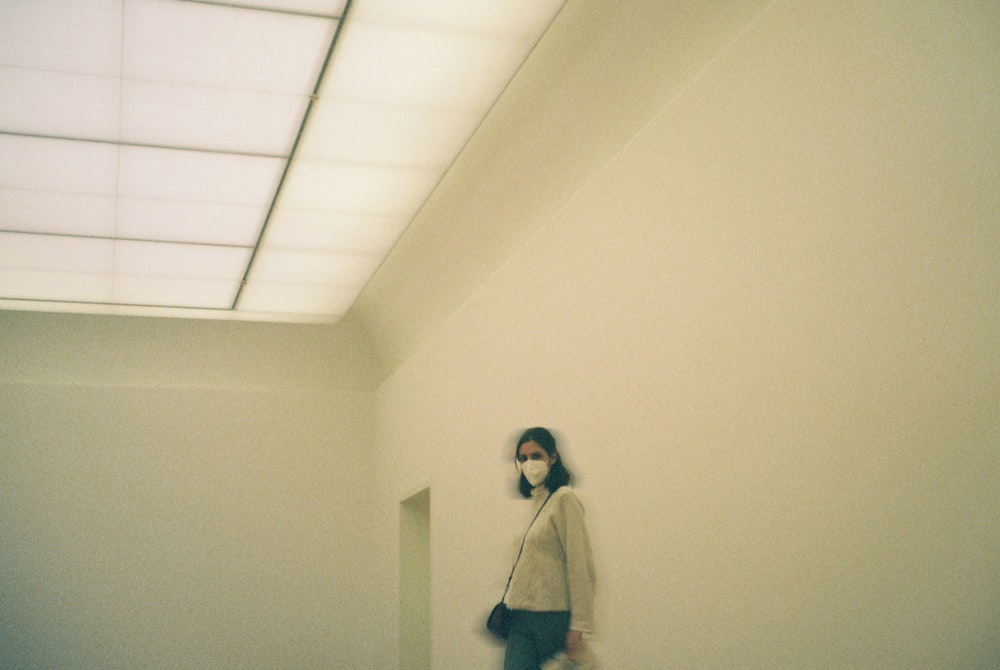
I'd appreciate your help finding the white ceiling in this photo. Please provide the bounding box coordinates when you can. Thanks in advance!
[0,0,566,323]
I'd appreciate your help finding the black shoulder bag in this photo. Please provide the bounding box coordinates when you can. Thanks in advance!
[487,492,553,639]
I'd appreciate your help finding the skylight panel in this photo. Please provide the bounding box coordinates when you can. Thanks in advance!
[117,147,284,206]
[322,21,531,110]
[351,0,566,39]
[0,0,569,321]
[0,135,117,195]
[264,209,403,253]
[123,0,335,94]
[300,99,481,168]
[278,160,439,214]
[0,67,120,141]
[0,190,117,238]
[249,248,380,285]
[115,240,251,280]
[0,0,122,75]
[116,199,267,247]
[0,268,114,303]
[120,80,309,155]
[211,0,348,16]
[112,275,240,309]
[111,240,249,309]
[238,281,359,316]
[0,232,113,274]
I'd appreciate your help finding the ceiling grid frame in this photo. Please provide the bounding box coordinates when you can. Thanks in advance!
[0,0,568,322]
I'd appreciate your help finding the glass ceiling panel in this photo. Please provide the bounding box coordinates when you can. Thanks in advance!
[212,0,348,16]
[352,0,566,37]
[117,147,284,206]
[123,0,334,94]
[0,135,118,195]
[278,159,439,214]
[0,190,117,237]
[114,240,251,280]
[0,0,567,321]
[264,208,402,252]
[120,80,309,155]
[112,275,240,309]
[0,232,114,274]
[300,99,481,168]
[0,269,114,303]
[0,67,121,141]
[0,0,123,75]
[116,199,266,247]
[250,248,380,285]
[323,21,531,110]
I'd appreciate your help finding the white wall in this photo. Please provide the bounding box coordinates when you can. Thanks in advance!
[374,1,1000,668]
[2,1,998,668]
[0,315,390,668]
[0,311,380,391]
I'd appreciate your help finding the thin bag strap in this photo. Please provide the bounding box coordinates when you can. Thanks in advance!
[500,491,554,603]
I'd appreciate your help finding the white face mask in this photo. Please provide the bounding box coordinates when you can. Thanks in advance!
[520,459,550,487]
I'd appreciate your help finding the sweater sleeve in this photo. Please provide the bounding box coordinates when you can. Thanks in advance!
[555,490,596,633]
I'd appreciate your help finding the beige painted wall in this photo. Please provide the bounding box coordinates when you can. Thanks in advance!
[0,310,380,391]
[374,1,1000,668]
[1,0,998,668]
[0,314,389,668]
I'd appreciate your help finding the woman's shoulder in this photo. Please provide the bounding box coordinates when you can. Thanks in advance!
[550,486,585,511]
[551,485,575,498]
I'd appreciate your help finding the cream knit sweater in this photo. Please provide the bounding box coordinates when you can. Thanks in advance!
[506,485,596,633]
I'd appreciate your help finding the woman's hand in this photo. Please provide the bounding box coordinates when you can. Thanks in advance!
[565,630,585,660]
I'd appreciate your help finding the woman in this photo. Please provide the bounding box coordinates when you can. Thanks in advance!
[503,427,596,670]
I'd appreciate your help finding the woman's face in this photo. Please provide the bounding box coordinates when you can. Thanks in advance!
[517,440,556,467]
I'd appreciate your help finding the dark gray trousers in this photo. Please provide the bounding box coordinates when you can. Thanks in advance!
[503,610,571,670]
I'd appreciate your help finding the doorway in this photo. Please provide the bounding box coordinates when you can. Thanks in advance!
[399,487,430,669]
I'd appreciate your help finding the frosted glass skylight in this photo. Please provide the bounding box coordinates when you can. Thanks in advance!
[0,0,567,322]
